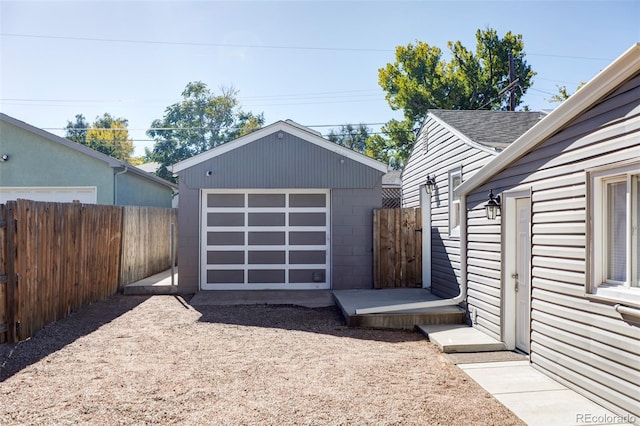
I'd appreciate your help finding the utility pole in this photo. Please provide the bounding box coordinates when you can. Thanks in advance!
[509,52,516,111]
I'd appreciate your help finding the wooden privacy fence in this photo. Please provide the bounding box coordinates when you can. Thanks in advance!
[373,208,422,288]
[0,200,177,343]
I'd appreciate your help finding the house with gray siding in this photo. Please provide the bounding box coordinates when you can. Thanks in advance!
[456,44,640,421]
[170,120,388,293]
[0,113,176,207]
[402,110,542,297]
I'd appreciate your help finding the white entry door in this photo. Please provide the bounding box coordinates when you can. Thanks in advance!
[200,189,330,290]
[514,197,531,353]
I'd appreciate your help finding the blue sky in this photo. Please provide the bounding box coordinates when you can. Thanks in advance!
[1,1,639,156]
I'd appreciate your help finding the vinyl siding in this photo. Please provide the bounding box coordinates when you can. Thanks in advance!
[466,72,640,419]
[402,115,497,298]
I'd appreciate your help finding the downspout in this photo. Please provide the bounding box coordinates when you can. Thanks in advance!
[114,166,128,205]
[356,193,468,315]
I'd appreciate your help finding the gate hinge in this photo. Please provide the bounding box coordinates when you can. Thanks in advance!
[0,275,7,283]
[415,228,423,232]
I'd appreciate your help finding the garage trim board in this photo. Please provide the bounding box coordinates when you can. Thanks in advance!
[201,189,331,290]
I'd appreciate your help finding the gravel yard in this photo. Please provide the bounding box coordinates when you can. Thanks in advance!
[0,294,523,425]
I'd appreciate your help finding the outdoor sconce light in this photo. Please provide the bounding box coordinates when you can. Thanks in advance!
[205,170,212,177]
[485,189,501,220]
[424,175,436,195]
[0,154,8,162]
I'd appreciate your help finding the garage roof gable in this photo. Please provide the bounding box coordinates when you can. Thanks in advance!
[171,120,388,174]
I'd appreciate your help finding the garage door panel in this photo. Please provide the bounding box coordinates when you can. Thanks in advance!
[207,270,244,283]
[248,251,286,264]
[207,193,244,207]
[289,250,326,264]
[248,212,286,226]
[289,212,326,226]
[248,270,286,283]
[289,231,325,245]
[207,251,244,264]
[202,189,330,289]
[207,212,244,226]
[207,231,244,245]
[248,232,286,245]
[248,193,286,207]
[290,194,326,207]
[289,270,325,283]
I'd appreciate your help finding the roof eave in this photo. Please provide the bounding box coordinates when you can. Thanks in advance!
[457,43,640,196]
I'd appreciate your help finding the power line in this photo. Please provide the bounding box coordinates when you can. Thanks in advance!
[0,33,392,53]
[2,32,616,61]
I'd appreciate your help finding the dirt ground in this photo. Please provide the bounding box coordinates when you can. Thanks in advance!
[0,295,524,425]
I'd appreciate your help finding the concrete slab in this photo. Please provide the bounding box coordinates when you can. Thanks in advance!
[189,290,335,308]
[333,288,442,315]
[333,289,465,329]
[458,361,634,426]
[418,324,506,353]
[123,268,178,295]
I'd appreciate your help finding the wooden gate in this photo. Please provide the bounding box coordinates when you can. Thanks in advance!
[373,208,422,288]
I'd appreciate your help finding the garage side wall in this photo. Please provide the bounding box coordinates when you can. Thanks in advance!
[331,188,381,290]
[177,181,200,293]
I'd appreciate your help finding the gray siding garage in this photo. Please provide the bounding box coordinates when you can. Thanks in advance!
[457,44,640,420]
[172,120,387,293]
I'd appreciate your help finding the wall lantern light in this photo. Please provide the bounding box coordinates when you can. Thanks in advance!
[485,189,501,220]
[424,175,436,195]
[0,154,8,162]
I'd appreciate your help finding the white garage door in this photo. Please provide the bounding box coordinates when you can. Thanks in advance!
[201,189,330,290]
[0,186,97,204]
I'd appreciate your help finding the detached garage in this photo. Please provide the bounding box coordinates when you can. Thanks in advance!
[171,120,388,293]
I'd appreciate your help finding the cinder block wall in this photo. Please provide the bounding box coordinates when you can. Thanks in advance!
[331,188,381,290]
[177,182,200,294]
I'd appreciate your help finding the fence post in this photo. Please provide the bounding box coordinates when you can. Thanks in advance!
[5,201,17,343]
[170,222,176,287]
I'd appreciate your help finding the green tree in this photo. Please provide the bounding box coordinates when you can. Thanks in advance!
[65,114,89,145]
[374,28,535,168]
[365,119,415,169]
[147,81,264,181]
[327,124,371,153]
[65,113,134,162]
[547,82,586,104]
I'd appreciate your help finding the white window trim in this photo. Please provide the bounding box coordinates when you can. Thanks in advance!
[589,162,640,307]
[449,167,462,238]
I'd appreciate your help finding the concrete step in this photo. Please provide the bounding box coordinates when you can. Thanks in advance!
[123,283,178,295]
[123,268,178,295]
[417,324,507,353]
[342,306,466,330]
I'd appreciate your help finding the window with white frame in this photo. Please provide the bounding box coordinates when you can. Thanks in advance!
[590,163,639,304]
[449,167,462,237]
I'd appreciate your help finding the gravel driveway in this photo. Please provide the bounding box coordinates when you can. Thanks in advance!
[0,295,523,425]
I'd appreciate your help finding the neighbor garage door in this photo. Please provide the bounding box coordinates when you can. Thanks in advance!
[201,189,330,290]
[0,186,97,204]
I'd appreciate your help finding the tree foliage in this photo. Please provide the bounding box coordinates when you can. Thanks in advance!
[65,113,134,162]
[373,28,535,168]
[546,82,586,104]
[147,81,264,181]
[365,119,415,170]
[327,124,371,153]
